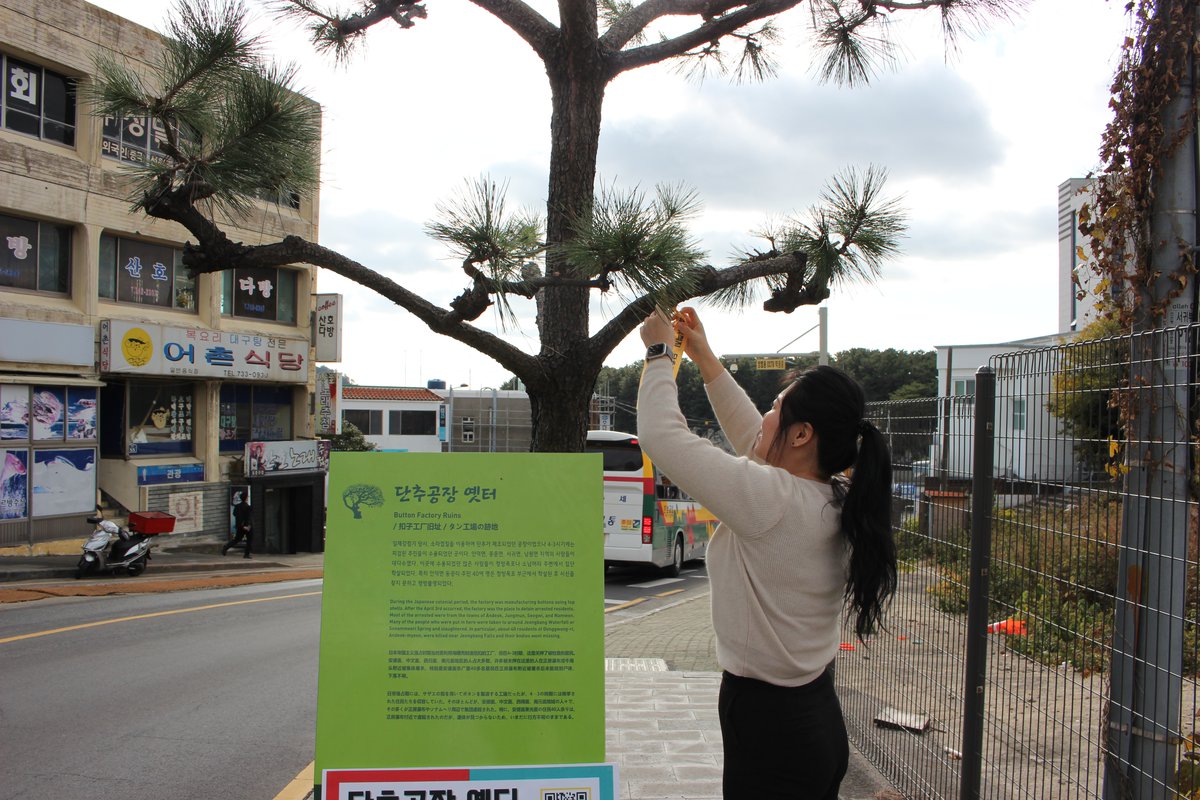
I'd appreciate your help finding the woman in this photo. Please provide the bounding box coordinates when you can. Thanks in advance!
[636,307,896,800]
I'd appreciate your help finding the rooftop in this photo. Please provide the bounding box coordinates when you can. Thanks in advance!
[340,386,444,402]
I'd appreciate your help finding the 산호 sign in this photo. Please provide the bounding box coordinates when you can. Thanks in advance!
[100,319,308,383]
[314,293,343,362]
[316,453,608,797]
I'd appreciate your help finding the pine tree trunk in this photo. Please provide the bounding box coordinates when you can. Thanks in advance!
[526,360,602,453]
[530,10,608,453]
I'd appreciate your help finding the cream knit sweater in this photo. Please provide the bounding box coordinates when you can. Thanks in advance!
[637,358,848,687]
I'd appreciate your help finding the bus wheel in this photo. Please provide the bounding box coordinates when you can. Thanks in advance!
[665,536,684,578]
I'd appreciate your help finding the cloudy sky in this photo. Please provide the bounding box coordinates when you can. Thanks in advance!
[90,0,1132,389]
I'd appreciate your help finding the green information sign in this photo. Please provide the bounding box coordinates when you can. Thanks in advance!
[316,452,604,790]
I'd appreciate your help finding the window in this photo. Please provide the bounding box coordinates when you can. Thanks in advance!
[99,234,196,311]
[101,115,188,166]
[1012,398,1027,432]
[461,416,475,444]
[389,409,436,436]
[2,53,75,145]
[952,378,976,416]
[0,213,70,294]
[256,188,302,210]
[343,409,382,435]
[221,267,298,324]
[127,381,194,456]
[219,384,294,452]
[584,440,644,473]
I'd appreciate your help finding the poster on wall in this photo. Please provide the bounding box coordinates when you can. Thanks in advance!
[315,452,607,798]
[1,385,28,440]
[31,448,96,517]
[31,387,65,441]
[168,491,202,533]
[0,449,28,519]
[67,388,97,440]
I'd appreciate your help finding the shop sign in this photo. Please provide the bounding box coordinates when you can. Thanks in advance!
[0,318,94,367]
[315,371,340,436]
[314,293,343,362]
[315,453,607,797]
[100,319,308,384]
[136,463,204,486]
[245,439,330,477]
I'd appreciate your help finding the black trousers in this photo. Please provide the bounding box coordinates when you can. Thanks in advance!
[718,667,848,800]
[224,525,251,556]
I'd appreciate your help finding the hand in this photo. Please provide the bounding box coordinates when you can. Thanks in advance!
[674,306,715,361]
[673,306,724,383]
[639,309,675,347]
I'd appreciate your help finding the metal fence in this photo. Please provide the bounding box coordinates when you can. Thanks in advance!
[837,323,1200,800]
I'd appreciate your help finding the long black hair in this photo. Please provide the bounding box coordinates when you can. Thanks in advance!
[766,365,897,639]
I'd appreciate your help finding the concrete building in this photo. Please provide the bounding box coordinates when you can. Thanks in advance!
[339,385,446,453]
[0,0,323,554]
[928,178,1115,484]
[439,387,533,453]
[1058,177,1108,333]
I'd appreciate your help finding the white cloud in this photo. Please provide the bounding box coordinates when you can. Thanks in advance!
[88,0,1131,389]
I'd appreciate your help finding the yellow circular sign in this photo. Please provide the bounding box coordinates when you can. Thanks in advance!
[121,327,153,367]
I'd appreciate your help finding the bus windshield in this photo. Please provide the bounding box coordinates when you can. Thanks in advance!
[586,440,643,473]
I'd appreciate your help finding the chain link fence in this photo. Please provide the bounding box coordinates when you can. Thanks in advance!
[837,323,1199,800]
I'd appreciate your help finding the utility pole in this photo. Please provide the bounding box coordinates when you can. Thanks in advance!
[1105,4,1198,796]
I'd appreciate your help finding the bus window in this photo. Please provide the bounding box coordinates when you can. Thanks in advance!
[657,475,680,499]
[586,441,643,473]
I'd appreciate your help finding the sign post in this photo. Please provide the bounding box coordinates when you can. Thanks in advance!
[317,452,612,799]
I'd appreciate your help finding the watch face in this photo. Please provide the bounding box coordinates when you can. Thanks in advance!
[646,343,667,358]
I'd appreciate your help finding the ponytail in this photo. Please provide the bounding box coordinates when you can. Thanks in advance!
[771,366,898,639]
[838,421,896,639]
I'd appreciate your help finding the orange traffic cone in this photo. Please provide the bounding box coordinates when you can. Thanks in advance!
[986,618,1028,635]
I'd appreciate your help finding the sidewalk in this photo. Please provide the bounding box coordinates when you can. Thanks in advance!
[604,595,896,800]
[0,545,896,799]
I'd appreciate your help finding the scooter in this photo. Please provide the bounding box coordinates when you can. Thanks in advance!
[75,516,152,579]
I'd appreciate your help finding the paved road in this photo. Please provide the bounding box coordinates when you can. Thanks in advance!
[0,580,321,800]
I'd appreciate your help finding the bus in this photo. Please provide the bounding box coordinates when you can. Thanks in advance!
[586,429,716,575]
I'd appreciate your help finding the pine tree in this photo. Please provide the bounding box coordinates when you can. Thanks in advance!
[86,0,1024,451]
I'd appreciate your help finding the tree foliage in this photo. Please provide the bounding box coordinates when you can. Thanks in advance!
[595,347,935,432]
[1045,317,1126,477]
[89,0,1025,451]
[1081,0,1196,328]
[326,421,378,452]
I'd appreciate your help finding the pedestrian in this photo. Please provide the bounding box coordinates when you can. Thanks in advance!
[636,307,896,800]
[223,492,252,559]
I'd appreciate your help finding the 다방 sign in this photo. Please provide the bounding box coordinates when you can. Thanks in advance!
[100,319,307,383]
[316,452,609,798]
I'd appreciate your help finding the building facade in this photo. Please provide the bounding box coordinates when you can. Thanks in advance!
[339,385,446,453]
[440,387,533,453]
[1058,177,1107,334]
[0,0,323,553]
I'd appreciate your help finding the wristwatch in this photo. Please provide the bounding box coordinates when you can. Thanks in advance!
[645,343,676,363]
